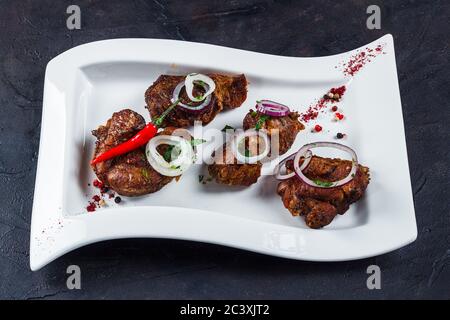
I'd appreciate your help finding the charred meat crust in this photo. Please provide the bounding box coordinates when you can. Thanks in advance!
[207,143,262,186]
[243,110,304,156]
[277,156,370,229]
[145,74,247,128]
[91,109,177,197]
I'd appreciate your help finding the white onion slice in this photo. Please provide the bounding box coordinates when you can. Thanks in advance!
[172,81,212,113]
[293,142,358,188]
[145,135,194,177]
[185,73,216,102]
[231,129,270,164]
[274,150,312,180]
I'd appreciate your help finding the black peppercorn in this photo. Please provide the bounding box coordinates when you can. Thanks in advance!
[114,196,122,204]
[336,133,344,139]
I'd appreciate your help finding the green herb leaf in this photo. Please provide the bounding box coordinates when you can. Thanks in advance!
[190,139,207,146]
[153,98,181,127]
[313,179,334,187]
[244,149,251,157]
[170,165,180,170]
[141,168,150,181]
[255,115,269,130]
[251,111,258,117]
[221,125,235,132]
[198,175,204,183]
[163,145,175,162]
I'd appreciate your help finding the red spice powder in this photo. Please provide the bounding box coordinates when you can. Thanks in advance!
[93,179,104,189]
[301,44,385,129]
[86,202,96,212]
[300,86,346,123]
[330,86,346,96]
[301,102,321,122]
[86,179,117,212]
[339,44,385,77]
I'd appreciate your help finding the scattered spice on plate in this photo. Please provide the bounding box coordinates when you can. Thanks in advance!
[336,132,346,139]
[93,179,104,188]
[86,179,117,212]
[301,99,325,123]
[86,202,96,212]
[329,86,346,100]
[338,44,386,77]
[314,124,322,132]
[335,112,344,120]
[114,196,122,204]
[100,187,109,194]
[300,85,346,123]
[331,105,338,112]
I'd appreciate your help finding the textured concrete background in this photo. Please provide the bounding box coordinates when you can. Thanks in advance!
[0,0,448,299]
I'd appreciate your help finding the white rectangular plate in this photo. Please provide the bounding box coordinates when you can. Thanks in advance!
[30,35,417,271]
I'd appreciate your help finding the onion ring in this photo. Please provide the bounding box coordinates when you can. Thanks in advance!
[185,73,216,102]
[172,81,212,113]
[256,100,291,117]
[274,150,312,180]
[145,135,194,177]
[293,142,358,188]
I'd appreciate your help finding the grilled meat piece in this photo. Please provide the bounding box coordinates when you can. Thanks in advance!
[208,142,262,186]
[243,110,304,156]
[91,109,175,197]
[145,74,247,127]
[277,156,370,228]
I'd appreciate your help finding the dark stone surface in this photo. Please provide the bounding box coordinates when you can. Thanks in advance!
[0,0,448,299]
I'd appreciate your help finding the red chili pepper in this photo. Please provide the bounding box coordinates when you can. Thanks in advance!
[91,99,180,165]
[91,122,157,165]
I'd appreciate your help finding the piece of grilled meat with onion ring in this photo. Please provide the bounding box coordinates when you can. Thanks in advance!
[145,73,247,128]
[91,109,189,196]
[275,142,370,229]
[243,109,304,156]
